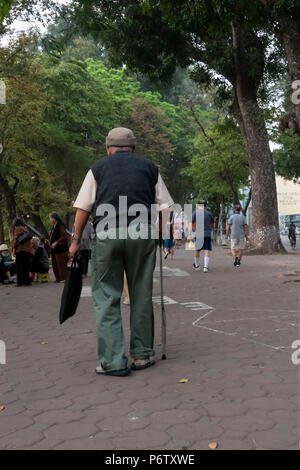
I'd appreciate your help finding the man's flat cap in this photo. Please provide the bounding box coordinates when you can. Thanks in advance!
[106,127,136,147]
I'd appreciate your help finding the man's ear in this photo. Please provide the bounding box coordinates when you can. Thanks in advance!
[106,146,110,155]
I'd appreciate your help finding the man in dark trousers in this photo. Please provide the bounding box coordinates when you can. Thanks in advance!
[69,128,173,377]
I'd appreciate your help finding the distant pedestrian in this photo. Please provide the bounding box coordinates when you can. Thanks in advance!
[163,212,175,260]
[11,218,34,286]
[49,212,70,282]
[80,220,93,277]
[288,222,296,248]
[226,205,249,267]
[188,199,214,273]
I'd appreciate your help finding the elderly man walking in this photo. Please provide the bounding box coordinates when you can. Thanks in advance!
[69,128,173,377]
[226,204,249,267]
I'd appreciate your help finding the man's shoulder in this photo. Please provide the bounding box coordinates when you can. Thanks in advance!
[91,156,109,173]
[205,208,213,218]
[132,153,158,170]
[91,153,158,173]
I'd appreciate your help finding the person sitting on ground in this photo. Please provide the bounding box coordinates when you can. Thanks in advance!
[0,244,16,284]
[31,237,50,274]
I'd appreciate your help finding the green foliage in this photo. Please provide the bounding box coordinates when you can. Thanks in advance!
[184,117,250,207]
[274,130,300,181]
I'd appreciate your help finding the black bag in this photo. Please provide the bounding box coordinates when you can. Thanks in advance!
[59,254,82,324]
[17,232,32,244]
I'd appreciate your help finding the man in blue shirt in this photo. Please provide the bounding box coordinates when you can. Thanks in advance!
[188,199,214,273]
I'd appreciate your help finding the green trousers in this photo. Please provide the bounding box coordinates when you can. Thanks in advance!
[91,226,157,372]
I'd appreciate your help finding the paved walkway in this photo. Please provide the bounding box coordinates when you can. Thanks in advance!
[281,234,300,255]
[0,244,299,450]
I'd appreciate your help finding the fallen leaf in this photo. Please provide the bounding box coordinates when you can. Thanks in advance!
[0,406,5,412]
[252,333,259,337]
[209,442,218,449]
[179,379,189,383]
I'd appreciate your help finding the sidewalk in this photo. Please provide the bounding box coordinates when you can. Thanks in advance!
[0,244,299,450]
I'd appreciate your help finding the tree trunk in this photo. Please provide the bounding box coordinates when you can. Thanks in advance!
[231,22,284,253]
[278,13,300,134]
[28,212,49,238]
[0,172,16,239]
[0,204,5,242]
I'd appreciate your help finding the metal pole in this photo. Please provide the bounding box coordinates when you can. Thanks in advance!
[159,236,167,360]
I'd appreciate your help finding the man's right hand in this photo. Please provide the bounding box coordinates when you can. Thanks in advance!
[69,240,81,258]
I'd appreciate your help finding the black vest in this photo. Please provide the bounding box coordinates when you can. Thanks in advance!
[91,151,159,228]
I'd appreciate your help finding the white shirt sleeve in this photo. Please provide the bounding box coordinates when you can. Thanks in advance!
[73,169,97,213]
[155,173,174,210]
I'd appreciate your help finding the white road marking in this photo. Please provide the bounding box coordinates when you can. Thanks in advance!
[81,286,92,297]
[152,296,178,305]
[154,267,190,277]
[80,285,298,352]
[181,301,213,311]
[191,306,299,351]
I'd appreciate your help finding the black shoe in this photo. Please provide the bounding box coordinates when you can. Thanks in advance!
[95,364,131,376]
[233,256,239,266]
[236,259,241,267]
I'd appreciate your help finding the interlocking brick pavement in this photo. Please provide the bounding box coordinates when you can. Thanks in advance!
[0,244,299,450]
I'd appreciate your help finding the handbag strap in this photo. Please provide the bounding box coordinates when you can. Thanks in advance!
[71,253,82,268]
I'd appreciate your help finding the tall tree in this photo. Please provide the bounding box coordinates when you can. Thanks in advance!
[185,118,250,209]
[67,0,284,252]
[259,0,300,135]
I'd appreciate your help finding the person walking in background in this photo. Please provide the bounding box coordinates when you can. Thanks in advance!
[11,218,34,287]
[288,222,296,248]
[226,204,249,267]
[188,199,214,273]
[80,219,93,278]
[49,212,70,283]
[163,212,175,260]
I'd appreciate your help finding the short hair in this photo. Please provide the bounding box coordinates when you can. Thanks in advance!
[197,199,207,207]
[107,145,135,152]
[13,218,25,228]
[49,212,62,223]
[234,204,241,212]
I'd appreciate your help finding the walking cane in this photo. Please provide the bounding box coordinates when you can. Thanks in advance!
[159,233,167,360]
